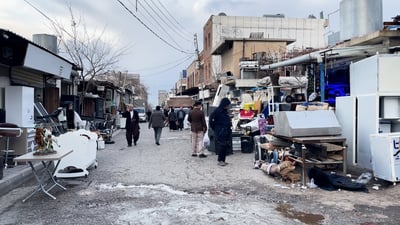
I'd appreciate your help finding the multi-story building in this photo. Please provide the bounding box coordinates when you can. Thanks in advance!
[157,90,168,107]
[182,13,328,102]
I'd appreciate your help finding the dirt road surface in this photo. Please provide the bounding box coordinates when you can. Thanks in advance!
[1,123,399,224]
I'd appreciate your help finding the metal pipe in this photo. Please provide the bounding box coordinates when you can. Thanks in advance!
[260,52,321,70]
[259,45,384,70]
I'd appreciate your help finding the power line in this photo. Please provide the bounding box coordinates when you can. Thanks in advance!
[155,0,194,38]
[126,0,162,39]
[22,0,72,37]
[25,1,196,72]
[147,0,193,42]
[133,54,194,72]
[116,0,192,54]
[127,1,192,53]
[141,54,194,78]
[22,0,93,58]
[135,0,186,50]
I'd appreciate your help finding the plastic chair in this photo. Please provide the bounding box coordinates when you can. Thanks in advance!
[0,123,22,168]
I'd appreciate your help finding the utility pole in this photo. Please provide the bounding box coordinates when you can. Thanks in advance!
[194,34,201,70]
[194,33,203,102]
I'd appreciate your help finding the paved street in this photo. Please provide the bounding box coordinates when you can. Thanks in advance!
[1,124,400,225]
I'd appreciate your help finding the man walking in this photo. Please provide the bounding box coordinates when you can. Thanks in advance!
[188,101,208,158]
[122,104,140,147]
[176,107,186,131]
[148,106,166,145]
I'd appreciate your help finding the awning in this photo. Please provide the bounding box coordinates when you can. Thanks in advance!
[24,43,72,79]
[1,29,75,80]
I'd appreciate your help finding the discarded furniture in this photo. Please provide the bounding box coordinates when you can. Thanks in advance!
[13,149,73,202]
[53,129,98,179]
[272,134,347,186]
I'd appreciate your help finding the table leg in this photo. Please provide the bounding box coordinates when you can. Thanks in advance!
[22,160,67,202]
[302,147,306,186]
[23,162,56,202]
[42,161,67,192]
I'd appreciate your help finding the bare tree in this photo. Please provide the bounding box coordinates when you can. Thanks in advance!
[51,6,126,113]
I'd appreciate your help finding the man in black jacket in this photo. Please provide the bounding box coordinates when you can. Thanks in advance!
[122,104,140,147]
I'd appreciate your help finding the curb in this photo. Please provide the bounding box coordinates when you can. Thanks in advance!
[0,163,43,197]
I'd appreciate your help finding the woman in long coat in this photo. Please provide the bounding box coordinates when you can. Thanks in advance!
[209,98,232,166]
[168,108,178,131]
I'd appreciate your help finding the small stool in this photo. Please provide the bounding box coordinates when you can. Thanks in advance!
[0,123,22,169]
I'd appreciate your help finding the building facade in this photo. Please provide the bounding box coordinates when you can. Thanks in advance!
[179,14,328,102]
[201,14,328,85]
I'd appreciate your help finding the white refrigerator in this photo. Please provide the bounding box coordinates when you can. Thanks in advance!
[5,86,35,128]
[370,133,400,183]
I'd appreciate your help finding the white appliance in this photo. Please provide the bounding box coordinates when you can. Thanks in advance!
[5,86,34,127]
[212,84,230,107]
[273,110,341,137]
[370,133,400,183]
[336,54,400,170]
[53,129,98,178]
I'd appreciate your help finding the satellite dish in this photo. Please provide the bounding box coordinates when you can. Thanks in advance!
[218,12,227,16]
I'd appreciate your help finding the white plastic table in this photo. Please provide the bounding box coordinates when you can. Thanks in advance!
[14,149,73,202]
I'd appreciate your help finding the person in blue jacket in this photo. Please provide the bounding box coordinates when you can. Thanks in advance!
[209,97,232,166]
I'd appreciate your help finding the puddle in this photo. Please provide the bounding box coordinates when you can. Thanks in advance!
[275,203,324,225]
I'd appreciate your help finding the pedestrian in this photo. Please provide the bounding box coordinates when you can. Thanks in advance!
[168,107,178,131]
[148,105,166,145]
[161,108,168,127]
[209,97,232,166]
[65,103,84,130]
[183,106,193,130]
[122,104,140,147]
[176,106,186,131]
[188,101,207,158]
[163,108,169,117]
[146,109,152,122]
[66,102,75,130]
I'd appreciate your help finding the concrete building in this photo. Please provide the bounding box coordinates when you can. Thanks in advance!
[181,13,328,102]
[157,90,168,107]
[202,14,327,83]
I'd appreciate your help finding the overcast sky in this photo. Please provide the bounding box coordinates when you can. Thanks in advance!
[0,0,398,105]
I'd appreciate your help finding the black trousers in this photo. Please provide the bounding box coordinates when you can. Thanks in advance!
[126,124,139,145]
[177,119,185,130]
[216,140,230,162]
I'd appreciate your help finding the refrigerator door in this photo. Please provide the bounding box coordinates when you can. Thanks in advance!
[357,95,379,170]
[336,96,356,166]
